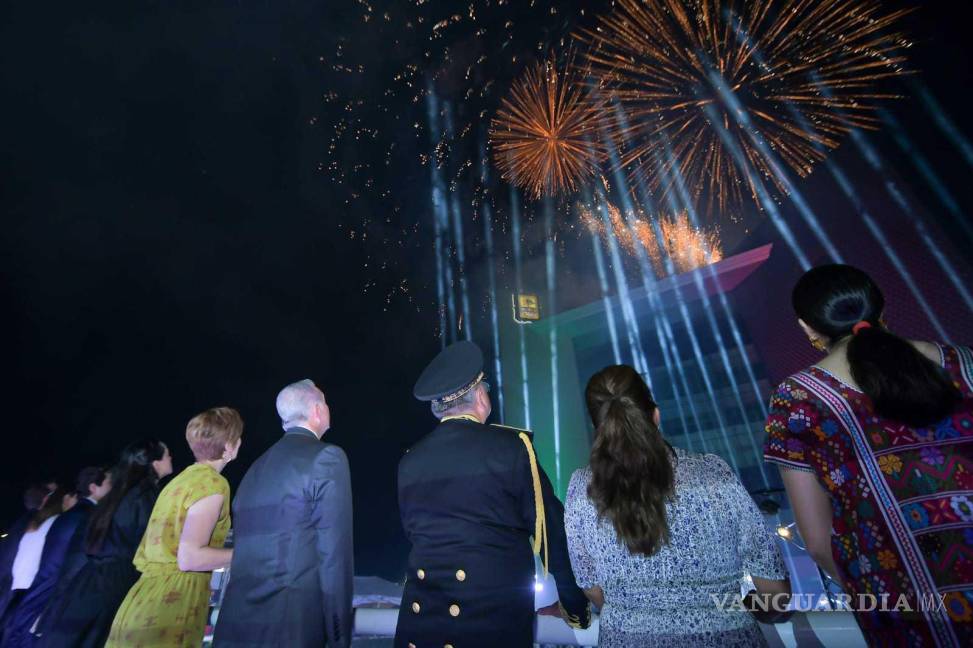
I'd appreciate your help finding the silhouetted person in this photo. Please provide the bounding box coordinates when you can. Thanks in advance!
[39,440,172,648]
[395,341,590,648]
[6,467,110,646]
[214,379,353,648]
[0,486,64,642]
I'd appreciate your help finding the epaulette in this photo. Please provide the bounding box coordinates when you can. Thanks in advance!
[489,423,534,441]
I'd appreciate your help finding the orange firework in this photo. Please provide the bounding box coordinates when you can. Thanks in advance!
[491,55,608,199]
[581,200,720,276]
[577,0,912,216]
[659,211,723,273]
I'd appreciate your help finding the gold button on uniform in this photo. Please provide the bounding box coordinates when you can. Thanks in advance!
[417,569,425,580]
[449,604,461,617]
[411,601,421,614]
[455,569,466,582]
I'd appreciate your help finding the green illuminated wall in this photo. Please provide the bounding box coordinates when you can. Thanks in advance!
[498,292,600,499]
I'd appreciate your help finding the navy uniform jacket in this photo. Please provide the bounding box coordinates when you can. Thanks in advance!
[395,417,590,648]
[213,427,354,648]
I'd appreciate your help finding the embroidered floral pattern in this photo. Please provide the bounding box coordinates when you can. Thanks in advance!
[763,345,973,647]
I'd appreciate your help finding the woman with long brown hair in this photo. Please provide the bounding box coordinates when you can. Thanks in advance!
[565,365,790,647]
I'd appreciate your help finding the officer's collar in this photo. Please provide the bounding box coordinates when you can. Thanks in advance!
[439,414,481,424]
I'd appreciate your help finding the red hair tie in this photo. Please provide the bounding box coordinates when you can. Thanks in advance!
[852,321,872,335]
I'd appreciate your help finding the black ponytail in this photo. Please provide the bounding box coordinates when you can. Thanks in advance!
[85,438,166,554]
[585,364,674,556]
[793,265,961,428]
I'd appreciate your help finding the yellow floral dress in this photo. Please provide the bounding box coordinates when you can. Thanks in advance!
[106,463,231,647]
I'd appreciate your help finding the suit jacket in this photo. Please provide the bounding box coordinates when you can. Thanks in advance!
[214,427,354,648]
[3,499,95,647]
[394,418,590,648]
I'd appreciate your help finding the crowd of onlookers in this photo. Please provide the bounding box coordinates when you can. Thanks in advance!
[0,468,114,646]
[0,264,970,648]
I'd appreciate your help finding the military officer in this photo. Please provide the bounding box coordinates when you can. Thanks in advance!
[395,340,590,648]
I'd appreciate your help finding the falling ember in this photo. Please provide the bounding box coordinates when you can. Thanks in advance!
[490,53,608,199]
[580,201,721,277]
[576,0,913,216]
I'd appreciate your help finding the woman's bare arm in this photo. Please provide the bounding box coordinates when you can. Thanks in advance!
[176,493,232,572]
[780,467,840,580]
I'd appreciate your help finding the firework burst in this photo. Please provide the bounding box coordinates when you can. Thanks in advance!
[490,54,608,199]
[577,0,912,216]
[581,200,721,276]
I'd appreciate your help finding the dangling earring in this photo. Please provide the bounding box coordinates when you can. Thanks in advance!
[810,336,828,352]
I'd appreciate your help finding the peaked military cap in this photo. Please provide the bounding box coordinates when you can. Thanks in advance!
[414,340,485,404]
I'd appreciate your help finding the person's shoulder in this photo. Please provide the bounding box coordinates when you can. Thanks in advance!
[568,465,592,486]
[566,466,592,497]
[485,422,533,446]
[680,449,736,483]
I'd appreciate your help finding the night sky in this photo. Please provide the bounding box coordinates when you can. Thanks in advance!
[2,1,972,579]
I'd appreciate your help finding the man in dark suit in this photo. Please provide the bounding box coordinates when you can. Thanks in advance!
[214,379,353,648]
[395,341,590,648]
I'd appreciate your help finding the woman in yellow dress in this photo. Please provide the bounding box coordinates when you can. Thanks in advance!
[106,406,243,647]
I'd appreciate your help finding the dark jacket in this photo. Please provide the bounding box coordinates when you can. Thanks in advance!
[394,417,590,648]
[38,481,159,648]
[3,499,96,647]
[213,427,354,648]
[0,513,32,621]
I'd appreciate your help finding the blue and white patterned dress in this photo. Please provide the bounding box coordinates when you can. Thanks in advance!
[564,446,787,647]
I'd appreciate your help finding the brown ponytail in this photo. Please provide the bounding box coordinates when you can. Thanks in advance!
[585,365,675,556]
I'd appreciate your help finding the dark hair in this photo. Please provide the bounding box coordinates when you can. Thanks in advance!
[22,483,54,511]
[27,486,65,531]
[85,439,166,553]
[793,264,962,427]
[585,365,675,556]
[75,466,108,497]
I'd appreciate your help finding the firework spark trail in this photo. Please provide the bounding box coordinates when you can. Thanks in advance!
[491,54,608,199]
[577,0,912,216]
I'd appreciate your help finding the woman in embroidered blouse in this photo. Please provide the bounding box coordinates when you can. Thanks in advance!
[565,365,790,647]
[105,407,242,648]
[764,264,973,646]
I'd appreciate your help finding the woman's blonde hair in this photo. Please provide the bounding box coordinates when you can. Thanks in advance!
[186,406,244,461]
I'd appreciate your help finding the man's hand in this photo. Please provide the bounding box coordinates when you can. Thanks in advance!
[536,603,563,618]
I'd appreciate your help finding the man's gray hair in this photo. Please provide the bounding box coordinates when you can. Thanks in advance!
[276,379,325,430]
[430,388,478,418]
